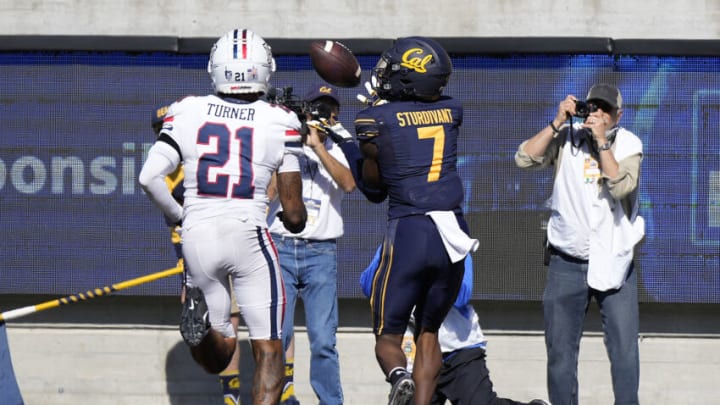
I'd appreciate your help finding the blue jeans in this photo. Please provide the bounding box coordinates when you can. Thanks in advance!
[0,323,24,405]
[273,235,344,405]
[543,254,639,405]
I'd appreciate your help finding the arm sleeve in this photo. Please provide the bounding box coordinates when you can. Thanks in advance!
[138,142,183,224]
[605,153,642,200]
[514,127,565,170]
[341,109,386,201]
[339,141,387,203]
[603,130,643,200]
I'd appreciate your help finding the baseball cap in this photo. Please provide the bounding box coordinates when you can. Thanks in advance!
[304,82,340,104]
[585,84,622,109]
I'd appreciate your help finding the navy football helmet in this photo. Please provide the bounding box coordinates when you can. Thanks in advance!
[372,36,452,101]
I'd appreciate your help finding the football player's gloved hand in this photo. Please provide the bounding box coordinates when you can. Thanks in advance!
[356,80,387,106]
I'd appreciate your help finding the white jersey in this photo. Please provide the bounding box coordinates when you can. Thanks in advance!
[153,94,303,229]
[139,94,302,340]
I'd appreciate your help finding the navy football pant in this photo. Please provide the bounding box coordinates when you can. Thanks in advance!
[369,214,466,335]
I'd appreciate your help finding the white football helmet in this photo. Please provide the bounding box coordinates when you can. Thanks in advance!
[207,29,276,95]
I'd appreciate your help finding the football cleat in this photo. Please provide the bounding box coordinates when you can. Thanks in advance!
[279,397,300,405]
[180,287,210,347]
[387,372,414,405]
[279,380,300,405]
[223,394,240,405]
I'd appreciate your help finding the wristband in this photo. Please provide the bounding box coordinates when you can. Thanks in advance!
[549,120,560,134]
[599,142,612,151]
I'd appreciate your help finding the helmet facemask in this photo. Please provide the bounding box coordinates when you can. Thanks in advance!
[371,56,394,100]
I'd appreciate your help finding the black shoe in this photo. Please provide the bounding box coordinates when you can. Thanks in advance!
[387,372,414,405]
[180,287,210,346]
[529,400,551,405]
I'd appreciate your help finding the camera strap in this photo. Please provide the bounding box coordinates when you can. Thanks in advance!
[569,123,620,156]
[568,123,590,155]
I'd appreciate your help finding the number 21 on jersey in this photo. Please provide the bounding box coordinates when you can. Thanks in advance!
[197,122,255,199]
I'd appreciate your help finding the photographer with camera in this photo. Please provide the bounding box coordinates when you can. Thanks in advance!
[515,84,644,404]
[267,82,355,405]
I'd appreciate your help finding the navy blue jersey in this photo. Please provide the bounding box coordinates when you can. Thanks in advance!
[354,96,464,219]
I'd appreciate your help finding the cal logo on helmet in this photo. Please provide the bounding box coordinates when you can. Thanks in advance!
[372,36,452,101]
[401,48,433,73]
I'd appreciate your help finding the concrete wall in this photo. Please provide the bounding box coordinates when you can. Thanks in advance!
[1,0,720,39]
[6,325,720,404]
[2,297,719,404]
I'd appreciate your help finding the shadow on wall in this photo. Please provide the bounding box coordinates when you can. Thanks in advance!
[165,338,256,404]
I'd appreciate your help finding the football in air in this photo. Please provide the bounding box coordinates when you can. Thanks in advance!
[309,40,362,88]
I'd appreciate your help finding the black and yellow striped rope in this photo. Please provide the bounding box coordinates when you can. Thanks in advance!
[0,266,182,323]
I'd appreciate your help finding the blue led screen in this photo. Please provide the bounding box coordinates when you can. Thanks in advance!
[0,52,717,302]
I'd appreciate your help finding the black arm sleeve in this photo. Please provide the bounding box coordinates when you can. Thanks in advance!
[339,141,387,203]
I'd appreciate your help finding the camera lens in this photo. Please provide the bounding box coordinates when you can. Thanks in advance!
[574,100,590,118]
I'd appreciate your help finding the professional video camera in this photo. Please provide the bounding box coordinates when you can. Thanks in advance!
[266,86,308,119]
[266,86,338,140]
[266,86,312,137]
[266,86,335,121]
[306,99,334,121]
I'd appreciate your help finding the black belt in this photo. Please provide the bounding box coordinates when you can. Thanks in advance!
[548,244,589,264]
[271,233,336,244]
